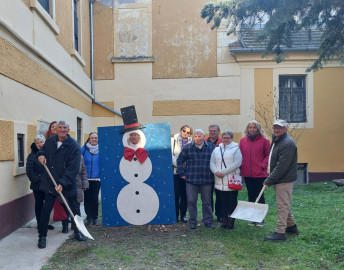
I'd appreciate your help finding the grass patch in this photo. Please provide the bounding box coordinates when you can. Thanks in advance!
[42,182,344,270]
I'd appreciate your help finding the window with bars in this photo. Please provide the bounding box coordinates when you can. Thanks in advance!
[77,117,82,146]
[17,134,25,167]
[279,75,307,123]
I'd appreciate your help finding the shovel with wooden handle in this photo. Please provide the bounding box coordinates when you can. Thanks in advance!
[230,186,268,223]
[44,164,94,240]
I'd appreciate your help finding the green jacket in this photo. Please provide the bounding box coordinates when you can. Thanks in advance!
[264,133,297,186]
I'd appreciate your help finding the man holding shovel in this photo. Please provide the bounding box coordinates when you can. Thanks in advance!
[37,120,86,249]
[263,119,299,242]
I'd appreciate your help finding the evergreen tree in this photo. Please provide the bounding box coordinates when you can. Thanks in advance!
[201,0,344,71]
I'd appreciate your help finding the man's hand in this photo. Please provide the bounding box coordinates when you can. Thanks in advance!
[263,184,269,189]
[181,176,186,179]
[55,184,63,193]
[38,156,46,165]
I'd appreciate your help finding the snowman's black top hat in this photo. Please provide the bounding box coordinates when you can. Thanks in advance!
[119,105,145,134]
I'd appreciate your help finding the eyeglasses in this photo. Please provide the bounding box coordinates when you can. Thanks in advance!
[182,130,190,134]
[222,137,232,140]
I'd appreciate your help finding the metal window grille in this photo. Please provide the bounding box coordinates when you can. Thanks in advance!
[17,134,24,167]
[77,117,82,146]
[279,75,307,123]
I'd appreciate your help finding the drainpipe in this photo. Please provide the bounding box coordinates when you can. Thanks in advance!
[89,0,121,116]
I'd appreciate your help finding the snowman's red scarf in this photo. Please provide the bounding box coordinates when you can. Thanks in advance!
[124,147,149,164]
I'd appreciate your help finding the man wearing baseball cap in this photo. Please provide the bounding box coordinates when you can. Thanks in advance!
[263,119,299,242]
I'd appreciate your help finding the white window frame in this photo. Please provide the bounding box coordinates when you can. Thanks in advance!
[30,0,59,35]
[71,0,86,67]
[13,122,27,176]
[273,68,314,129]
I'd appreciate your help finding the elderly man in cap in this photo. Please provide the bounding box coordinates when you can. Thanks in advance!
[263,119,299,242]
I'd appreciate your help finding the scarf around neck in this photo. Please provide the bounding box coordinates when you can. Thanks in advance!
[248,133,258,141]
[86,142,99,154]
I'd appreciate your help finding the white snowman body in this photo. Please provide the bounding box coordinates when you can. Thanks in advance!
[117,129,160,225]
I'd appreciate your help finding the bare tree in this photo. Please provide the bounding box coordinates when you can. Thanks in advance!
[251,89,306,144]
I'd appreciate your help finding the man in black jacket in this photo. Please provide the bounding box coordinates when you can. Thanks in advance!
[37,120,85,249]
[263,119,299,242]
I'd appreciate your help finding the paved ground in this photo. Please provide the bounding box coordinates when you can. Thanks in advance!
[0,205,86,270]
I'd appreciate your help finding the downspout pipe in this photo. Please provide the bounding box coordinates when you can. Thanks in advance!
[89,0,121,117]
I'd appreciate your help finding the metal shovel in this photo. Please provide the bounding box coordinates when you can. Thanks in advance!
[44,164,94,240]
[230,186,268,223]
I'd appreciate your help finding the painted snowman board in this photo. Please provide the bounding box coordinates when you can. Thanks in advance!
[99,123,176,226]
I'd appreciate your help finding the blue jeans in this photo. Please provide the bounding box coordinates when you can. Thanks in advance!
[186,183,213,225]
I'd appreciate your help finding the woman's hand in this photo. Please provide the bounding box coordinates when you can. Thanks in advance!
[215,171,225,178]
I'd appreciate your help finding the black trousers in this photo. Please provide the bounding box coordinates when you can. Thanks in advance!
[173,174,187,219]
[33,189,45,226]
[217,190,238,219]
[84,180,101,219]
[38,192,80,237]
[245,177,266,204]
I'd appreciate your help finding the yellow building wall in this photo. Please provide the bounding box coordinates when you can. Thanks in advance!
[93,2,114,80]
[0,38,93,116]
[56,0,73,56]
[255,67,344,173]
[152,0,217,78]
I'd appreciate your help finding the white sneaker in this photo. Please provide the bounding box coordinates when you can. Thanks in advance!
[256,222,265,227]
[248,222,257,226]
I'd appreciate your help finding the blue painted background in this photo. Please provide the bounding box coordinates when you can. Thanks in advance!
[98,123,176,226]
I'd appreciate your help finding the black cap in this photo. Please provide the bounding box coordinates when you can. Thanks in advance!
[119,105,145,134]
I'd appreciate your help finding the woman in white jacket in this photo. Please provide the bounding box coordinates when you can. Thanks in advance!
[171,125,193,223]
[210,130,242,229]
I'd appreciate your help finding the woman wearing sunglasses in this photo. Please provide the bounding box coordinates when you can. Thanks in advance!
[171,125,193,223]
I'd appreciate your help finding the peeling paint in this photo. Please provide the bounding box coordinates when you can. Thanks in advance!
[115,8,150,57]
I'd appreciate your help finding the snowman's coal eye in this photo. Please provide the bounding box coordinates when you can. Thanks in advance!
[135,191,139,195]
[134,173,138,177]
[133,157,137,161]
[136,209,140,213]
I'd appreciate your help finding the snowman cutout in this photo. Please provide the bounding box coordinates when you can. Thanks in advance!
[117,106,159,225]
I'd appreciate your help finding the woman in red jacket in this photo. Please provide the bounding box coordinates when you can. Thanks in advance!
[239,120,270,227]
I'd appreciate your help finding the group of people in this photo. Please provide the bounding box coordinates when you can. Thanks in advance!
[26,121,100,249]
[172,119,299,242]
[26,118,298,248]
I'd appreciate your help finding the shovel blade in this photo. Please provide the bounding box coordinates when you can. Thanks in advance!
[74,215,94,240]
[230,201,268,223]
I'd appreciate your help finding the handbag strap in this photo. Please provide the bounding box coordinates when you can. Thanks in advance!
[220,147,227,168]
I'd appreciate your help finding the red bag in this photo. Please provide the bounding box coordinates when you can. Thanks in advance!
[53,199,67,221]
[228,174,243,191]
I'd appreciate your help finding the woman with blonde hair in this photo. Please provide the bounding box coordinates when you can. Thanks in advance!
[239,120,270,227]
